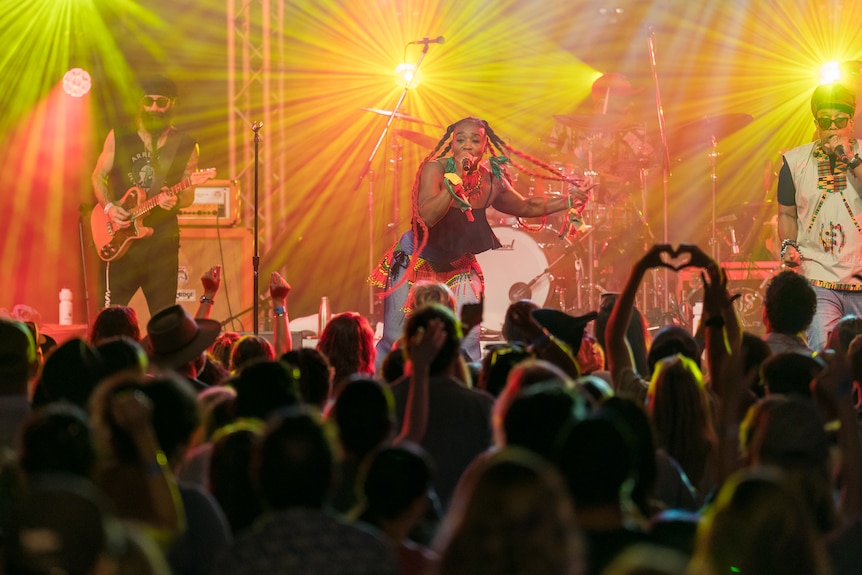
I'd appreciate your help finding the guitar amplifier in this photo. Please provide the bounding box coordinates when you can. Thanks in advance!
[178,179,240,227]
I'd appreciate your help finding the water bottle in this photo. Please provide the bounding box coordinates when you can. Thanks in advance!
[318,296,330,336]
[59,288,73,326]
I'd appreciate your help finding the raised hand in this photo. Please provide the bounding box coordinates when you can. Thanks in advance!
[636,243,676,272]
[410,318,446,371]
[201,265,222,296]
[269,271,291,304]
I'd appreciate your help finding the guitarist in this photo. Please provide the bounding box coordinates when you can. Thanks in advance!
[92,74,199,315]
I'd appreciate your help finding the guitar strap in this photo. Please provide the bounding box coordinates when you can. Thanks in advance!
[147,130,183,198]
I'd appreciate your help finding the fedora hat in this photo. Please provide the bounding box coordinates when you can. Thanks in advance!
[146,305,220,369]
[531,308,598,355]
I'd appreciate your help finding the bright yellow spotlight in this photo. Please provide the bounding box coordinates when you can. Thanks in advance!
[395,63,420,88]
[819,61,842,85]
[62,68,91,97]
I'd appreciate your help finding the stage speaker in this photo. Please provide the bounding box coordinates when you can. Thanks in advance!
[129,227,254,331]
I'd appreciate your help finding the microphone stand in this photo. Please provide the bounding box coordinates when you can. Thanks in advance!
[353,40,437,318]
[648,28,672,317]
[252,121,262,335]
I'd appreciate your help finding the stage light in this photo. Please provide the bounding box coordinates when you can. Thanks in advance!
[819,61,842,84]
[395,63,419,88]
[62,68,91,97]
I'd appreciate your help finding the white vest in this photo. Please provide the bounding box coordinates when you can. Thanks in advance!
[783,140,862,289]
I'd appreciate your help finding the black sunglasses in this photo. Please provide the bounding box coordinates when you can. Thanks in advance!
[142,96,171,107]
[816,116,851,130]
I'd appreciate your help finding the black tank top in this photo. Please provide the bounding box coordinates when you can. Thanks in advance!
[419,158,501,263]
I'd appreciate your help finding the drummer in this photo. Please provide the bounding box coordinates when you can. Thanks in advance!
[556,73,653,201]
[369,117,595,365]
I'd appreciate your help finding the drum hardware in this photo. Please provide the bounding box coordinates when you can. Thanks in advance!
[666,113,753,264]
[359,107,441,127]
[477,226,584,332]
[391,128,437,148]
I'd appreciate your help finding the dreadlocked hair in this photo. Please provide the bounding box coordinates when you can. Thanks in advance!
[378,117,579,299]
[482,120,581,184]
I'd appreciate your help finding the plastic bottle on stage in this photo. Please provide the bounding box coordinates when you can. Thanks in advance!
[318,296,331,336]
[59,288,73,326]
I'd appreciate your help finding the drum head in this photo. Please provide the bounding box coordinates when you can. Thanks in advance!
[477,226,552,333]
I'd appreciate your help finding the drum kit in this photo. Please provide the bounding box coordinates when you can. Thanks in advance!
[360,105,756,332]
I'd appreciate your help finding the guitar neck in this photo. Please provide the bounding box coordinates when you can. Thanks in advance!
[129,176,193,220]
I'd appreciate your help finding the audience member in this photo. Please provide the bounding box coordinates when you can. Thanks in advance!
[146,305,221,391]
[209,331,241,369]
[762,270,817,355]
[555,410,654,575]
[228,335,275,373]
[826,314,862,353]
[213,406,397,575]
[435,447,585,575]
[329,377,395,515]
[477,342,533,397]
[0,319,37,450]
[317,311,377,397]
[208,420,265,536]
[89,305,142,345]
[690,468,831,575]
[32,338,106,410]
[390,304,494,509]
[648,354,717,503]
[355,443,440,575]
[18,402,96,481]
[281,348,332,409]
[4,475,125,575]
[500,381,588,461]
[759,352,822,397]
[97,335,149,377]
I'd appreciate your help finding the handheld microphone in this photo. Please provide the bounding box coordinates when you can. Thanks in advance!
[411,36,445,46]
[462,156,471,172]
[835,144,850,162]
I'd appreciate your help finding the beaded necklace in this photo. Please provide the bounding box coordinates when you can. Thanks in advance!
[463,171,483,199]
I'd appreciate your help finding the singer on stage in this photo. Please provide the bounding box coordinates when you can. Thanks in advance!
[777,82,862,352]
[369,116,594,363]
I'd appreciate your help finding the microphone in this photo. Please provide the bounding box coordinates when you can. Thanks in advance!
[462,156,472,172]
[835,144,850,162]
[411,36,445,46]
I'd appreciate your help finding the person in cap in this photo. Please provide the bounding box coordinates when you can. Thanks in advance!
[778,81,862,352]
[145,304,221,390]
[92,73,200,316]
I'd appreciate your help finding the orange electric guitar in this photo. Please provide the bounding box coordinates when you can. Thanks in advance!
[91,168,216,262]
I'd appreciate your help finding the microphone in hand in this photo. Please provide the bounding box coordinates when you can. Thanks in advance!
[830,136,851,161]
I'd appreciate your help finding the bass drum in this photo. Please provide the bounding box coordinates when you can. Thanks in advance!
[476,226,559,334]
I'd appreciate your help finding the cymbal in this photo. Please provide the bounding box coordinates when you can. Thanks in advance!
[667,113,754,158]
[553,112,634,132]
[360,107,440,127]
[392,129,437,148]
